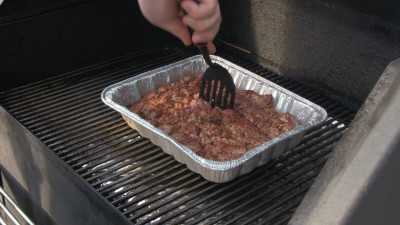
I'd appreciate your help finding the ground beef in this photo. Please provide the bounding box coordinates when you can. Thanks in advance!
[129,74,297,161]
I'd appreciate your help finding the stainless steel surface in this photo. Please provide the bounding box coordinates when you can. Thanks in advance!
[0,186,35,225]
[102,55,328,183]
[289,58,400,225]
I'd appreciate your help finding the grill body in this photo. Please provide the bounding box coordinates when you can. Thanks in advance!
[1,45,355,224]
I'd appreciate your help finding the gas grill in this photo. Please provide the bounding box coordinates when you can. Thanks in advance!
[1,43,354,224]
[1,0,400,224]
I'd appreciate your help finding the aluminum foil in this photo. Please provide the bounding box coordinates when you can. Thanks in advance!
[101,55,327,183]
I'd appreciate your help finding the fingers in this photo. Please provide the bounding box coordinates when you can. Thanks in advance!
[138,0,192,46]
[181,0,218,20]
[137,0,219,52]
[166,20,193,46]
[207,42,216,54]
[181,0,221,44]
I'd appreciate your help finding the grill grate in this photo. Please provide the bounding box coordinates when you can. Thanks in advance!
[0,44,355,225]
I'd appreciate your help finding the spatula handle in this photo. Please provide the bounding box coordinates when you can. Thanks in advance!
[185,0,213,66]
[197,44,213,66]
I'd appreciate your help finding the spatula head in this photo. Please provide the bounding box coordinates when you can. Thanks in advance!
[199,63,236,109]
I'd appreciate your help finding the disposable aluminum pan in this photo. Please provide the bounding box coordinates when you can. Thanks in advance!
[101,55,328,183]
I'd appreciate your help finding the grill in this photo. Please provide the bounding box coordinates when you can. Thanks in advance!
[0,43,355,224]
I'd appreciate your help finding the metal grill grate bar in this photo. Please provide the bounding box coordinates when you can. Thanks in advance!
[125,176,207,219]
[54,120,129,154]
[41,111,121,144]
[82,147,164,180]
[111,167,193,205]
[91,155,177,187]
[72,136,150,170]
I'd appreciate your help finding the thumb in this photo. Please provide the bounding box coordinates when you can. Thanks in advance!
[207,42,216,54]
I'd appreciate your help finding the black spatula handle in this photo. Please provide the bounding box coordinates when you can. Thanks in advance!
[197,44,213,66]
[185,0,213,66]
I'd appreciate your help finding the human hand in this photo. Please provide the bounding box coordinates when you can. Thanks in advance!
[137,0,221,54]
[181,0,221,53]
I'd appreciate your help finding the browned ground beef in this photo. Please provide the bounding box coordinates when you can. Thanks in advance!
[129,74,297,161]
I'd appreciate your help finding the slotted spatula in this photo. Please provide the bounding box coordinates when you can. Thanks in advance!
[185,0,235,109]
[197,44,236,109]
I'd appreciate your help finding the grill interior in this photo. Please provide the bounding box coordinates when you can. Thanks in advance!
[0,43,355,224]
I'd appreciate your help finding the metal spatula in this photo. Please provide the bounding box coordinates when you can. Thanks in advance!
[196,44,236,109]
